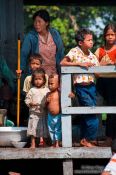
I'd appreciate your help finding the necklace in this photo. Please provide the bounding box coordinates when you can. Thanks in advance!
[39,32,49,44]
[102,49,112,64]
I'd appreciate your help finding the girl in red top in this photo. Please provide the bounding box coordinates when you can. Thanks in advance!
[95,23,116,146]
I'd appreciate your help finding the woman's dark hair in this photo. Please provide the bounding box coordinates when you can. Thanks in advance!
[75,28,93,45]
[33,9,50,23]
[29,53,43,64]
[103,23,116,37]
[31,68,46,87]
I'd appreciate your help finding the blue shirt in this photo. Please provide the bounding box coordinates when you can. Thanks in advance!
[21,28,64,75]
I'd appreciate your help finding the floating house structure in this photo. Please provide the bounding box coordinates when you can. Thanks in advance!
[0,0,115,174]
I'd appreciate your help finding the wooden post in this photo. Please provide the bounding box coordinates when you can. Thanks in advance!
[17,34,21,126]
[61,74,72,147]
[63,159,73,175]
[62,115,72,147]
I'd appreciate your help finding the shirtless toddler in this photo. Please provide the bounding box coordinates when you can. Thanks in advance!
[46,74,61,147]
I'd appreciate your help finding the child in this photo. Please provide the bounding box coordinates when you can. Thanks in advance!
[95,23,116,146]
[60,28,99,147]
[22,53,48,125]
[23,53,48,94]
[101,139,116,175]
[46,74,61,147]
[25,68,49,148]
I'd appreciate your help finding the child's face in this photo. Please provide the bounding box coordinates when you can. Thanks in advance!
[80,34,93,50]
[48,78,59,92]
[34,74,45,88]
[30,59,41,71]
[105,28,116,45]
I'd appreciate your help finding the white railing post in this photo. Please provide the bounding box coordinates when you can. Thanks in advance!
[61,74,72,147]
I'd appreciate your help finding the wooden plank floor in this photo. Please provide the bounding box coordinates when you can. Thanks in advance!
[0,147,112,160]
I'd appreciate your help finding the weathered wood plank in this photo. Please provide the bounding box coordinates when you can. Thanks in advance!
[62,115,72,147]
[61,65,116,74]
[61,74,71,108]
[63,159,73,175]
[0,147,112,160]
[62,106,116,114]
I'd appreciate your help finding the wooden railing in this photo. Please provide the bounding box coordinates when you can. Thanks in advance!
[61,65,116,147]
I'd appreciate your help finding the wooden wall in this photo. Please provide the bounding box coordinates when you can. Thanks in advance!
[0,0,24,73]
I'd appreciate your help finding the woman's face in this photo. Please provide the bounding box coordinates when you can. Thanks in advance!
[33,16,49,33]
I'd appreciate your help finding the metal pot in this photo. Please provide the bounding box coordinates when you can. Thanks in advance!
[0,127,28,146]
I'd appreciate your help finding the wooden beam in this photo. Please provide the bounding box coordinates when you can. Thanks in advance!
[0,147,112,160]
[62,106,116,114]
[61,65,116,74]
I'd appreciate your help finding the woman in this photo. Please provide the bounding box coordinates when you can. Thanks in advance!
[21,9,64,78]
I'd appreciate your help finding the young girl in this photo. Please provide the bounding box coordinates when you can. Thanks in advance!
[95,23,116,146]
[25,68,49,148]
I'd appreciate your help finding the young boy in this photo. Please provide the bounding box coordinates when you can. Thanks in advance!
[46,74,61,147]
[23,53,48,94]
[60,28,99,147]
[101,139,116,175]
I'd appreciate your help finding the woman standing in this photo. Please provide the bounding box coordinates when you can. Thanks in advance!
[21,9,64,78]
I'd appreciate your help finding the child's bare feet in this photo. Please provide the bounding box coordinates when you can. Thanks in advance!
[30,141,36,148]
[80,138,96,147]
[90,140,99,146]
[39,140,47,147]
[51,141,61,148]
[30,136,36,148]
[55,140,60,147]
[38,137,47,147]
[30,144,36,148]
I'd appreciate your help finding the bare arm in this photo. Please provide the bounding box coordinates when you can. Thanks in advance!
[60,57,95,68]
[25,89,39,108]
[60,57,79,66]
[45,92,50,105]
[68,92,75,98]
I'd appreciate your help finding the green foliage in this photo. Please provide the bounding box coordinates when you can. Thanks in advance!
[24,5,116,53]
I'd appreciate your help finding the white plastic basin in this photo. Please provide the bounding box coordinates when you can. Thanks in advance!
[0,127,28,146]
